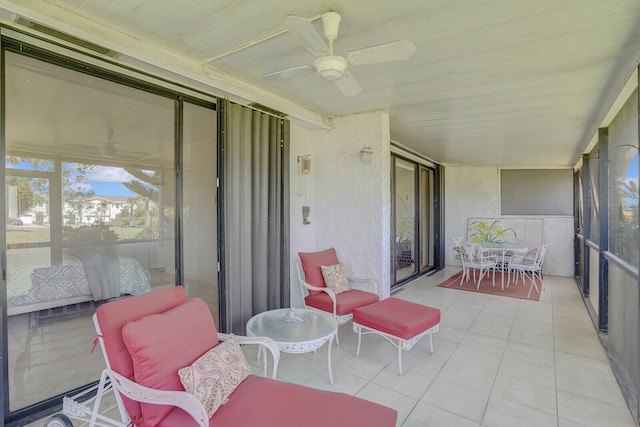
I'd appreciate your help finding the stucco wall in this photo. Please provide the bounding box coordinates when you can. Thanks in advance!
[289,111,391,308]
[444,165,574,277]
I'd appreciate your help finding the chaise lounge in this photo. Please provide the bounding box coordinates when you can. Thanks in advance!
[51,286,397,427]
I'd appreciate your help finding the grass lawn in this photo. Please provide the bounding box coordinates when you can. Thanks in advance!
[7,226,49,245]
[7,225,144,244]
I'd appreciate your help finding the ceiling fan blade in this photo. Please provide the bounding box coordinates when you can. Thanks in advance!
[334,71,362,96]
[347,40,416,65]
[262,65,313,80]
[283,15,328,54]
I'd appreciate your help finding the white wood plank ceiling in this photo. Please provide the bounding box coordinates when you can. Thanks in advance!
[2,0,640,167]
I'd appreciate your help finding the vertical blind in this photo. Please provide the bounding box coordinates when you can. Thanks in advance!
[222,100,290,334]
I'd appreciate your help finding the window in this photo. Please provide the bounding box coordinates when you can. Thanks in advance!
[501,169,573,215]
[608,90,639,267]
[588,149,600,242]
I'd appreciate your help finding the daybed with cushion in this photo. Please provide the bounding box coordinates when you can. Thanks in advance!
[8,251,151,316]
[55,286,397,427]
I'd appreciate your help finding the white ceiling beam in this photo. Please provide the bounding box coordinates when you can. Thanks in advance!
[0,0,332,130]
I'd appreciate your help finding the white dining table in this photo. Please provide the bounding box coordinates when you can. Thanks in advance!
[478,241,528,290]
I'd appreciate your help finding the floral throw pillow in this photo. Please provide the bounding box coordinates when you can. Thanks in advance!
[521,248,538,265]
[178,335,251,418]
[321,263,351,294]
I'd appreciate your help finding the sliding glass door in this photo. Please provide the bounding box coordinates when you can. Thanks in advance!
[390,154,437,287]
[1,39,225,425]
[4,49,177,413]
[181,102,219,322]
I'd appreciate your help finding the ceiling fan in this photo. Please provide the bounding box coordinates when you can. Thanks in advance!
[262,11,416,96]
[63,127,145,160]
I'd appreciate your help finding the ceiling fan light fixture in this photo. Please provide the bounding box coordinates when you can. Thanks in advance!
[313,55,348,81]
[272,10,415,96]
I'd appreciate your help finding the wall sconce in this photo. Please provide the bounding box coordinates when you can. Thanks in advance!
[298,155,311,174]
[360,146,373,162]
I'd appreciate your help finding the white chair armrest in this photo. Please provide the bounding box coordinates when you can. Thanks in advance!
[510,256,536,265]
[299,278,330,294]
[299,277,338,309]
[348,277,379,294]
[218,333,280,379]
[106,369,208,427]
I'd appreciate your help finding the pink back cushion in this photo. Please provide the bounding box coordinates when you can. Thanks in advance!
[122,297,219,427]
[298,248,340,296]
[95,286,188,425]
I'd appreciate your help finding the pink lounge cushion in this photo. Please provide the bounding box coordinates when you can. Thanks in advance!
[178,335,251,418]
[352,298,441,340]
[304,289,379,315]
[321,263,350,294]
[298,248,339,296]
[158,375,398,427]
[95,286,188,425]
[122,297,219,427]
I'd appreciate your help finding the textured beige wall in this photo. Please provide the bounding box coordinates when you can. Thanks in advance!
[444,165,575,277]
[289,111,391,308]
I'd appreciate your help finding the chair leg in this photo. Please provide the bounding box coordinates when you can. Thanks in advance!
[398,342,404,376]
[476,268,483,290]
[527,274,539,298]
[355,326,362,357]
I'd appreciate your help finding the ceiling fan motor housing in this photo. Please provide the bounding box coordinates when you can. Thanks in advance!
[321,11,341,41]
[313,55,348,80]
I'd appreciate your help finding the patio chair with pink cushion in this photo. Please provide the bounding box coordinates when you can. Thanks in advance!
[44,286,397,427]
[297,247,380,344]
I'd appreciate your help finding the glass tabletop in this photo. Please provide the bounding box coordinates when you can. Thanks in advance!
[478,241,527,250]
[246,308,338,343]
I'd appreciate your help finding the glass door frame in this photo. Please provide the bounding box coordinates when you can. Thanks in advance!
[0,32,219,425]
[390,153,441,288]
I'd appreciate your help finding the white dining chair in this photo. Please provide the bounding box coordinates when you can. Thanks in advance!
[507,244,548,297]
[459,243,496,289]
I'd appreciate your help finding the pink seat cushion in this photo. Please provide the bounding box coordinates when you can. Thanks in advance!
[298,248,339,295]
[352,298,441,340]
[95,286,188,425]
[305,289,379,315]
[122,297,219,427]
[158,375,398,427]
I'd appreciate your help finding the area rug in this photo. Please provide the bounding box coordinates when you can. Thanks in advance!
[437,271,542,301]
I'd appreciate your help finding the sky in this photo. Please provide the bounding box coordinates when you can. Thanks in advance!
[6,160,142,197]
[627,154,638,180]
[86,166,138,197]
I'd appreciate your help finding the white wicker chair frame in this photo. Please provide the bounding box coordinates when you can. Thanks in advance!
[296,261,379,345]
[352,322,439,375]
[459,243,497,289]
[45,311,280,427]
[508,244,548,298]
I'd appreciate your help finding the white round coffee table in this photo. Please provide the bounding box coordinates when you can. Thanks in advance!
[246,308,338,384]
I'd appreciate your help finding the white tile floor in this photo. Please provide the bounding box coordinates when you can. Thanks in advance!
[30,267,637,427]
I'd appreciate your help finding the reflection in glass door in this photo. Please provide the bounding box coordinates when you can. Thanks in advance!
[392,158,417,283]
[419,166,435,271]
[182,102,219,325]
[391,155,436,287]
[4,50,176,417]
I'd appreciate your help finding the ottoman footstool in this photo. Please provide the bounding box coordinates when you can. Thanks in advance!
[352,298,441,375]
